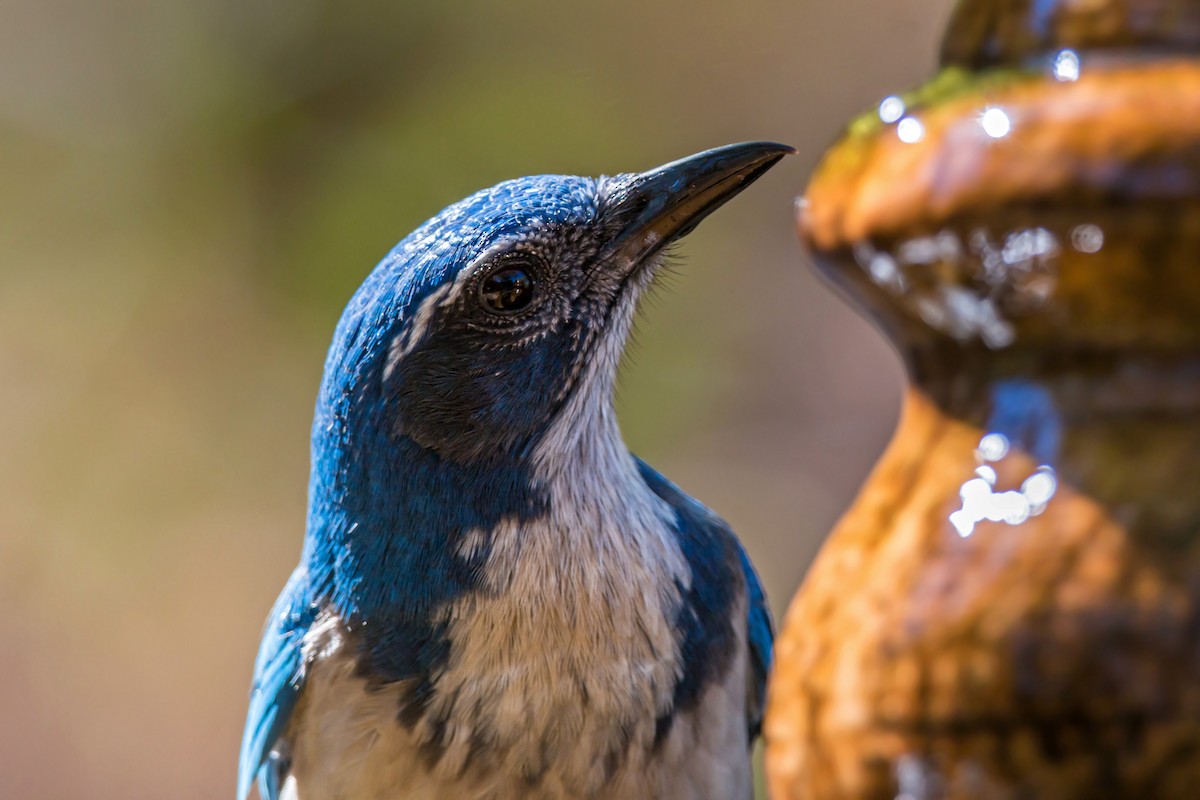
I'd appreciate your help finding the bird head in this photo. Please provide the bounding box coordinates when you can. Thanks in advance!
[315,142,791,479]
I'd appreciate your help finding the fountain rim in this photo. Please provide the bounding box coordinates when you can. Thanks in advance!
[800,57,1200,253]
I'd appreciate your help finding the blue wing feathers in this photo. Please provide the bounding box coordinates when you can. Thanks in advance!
[238,568,315,800]
[737,542,773,738]
[633,458,774,741]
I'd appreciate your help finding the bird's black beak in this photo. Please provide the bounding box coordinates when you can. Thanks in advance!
[603,141,794,270]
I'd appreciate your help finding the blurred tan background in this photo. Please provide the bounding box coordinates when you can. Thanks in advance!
[0,0,954,796]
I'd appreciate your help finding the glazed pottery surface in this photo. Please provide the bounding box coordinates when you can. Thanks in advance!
[766,1,1200,797]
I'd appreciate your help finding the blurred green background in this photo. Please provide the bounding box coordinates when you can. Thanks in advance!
[0,0,953,796]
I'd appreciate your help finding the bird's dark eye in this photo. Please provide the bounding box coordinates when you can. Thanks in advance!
[479,265,535,314]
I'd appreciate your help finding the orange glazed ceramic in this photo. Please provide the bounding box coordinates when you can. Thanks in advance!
[765,1,1200,798]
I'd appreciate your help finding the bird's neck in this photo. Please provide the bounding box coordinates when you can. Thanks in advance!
[300,386,652,620]
[301,411,544,618]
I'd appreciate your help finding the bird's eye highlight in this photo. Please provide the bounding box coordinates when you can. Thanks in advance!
[479,265,535,314]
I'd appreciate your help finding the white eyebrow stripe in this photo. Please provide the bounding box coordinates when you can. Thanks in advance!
[381,232,551,382]
[381,283,453,382]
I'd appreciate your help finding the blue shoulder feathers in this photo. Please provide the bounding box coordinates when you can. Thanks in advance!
[634,458,774,742]
[238,568,317,800]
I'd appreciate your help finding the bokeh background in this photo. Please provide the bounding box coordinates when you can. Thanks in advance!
[1,0,955,796]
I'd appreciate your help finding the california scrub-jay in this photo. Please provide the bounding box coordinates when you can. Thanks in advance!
[238,142,789,800]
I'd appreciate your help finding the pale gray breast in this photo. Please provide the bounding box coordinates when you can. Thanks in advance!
[284,604,753,800]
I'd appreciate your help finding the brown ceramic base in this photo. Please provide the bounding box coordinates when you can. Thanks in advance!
[766,389,1200,799]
